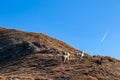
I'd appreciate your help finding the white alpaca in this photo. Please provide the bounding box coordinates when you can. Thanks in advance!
[75,50,84,58]
[81,50,84,57]
[63,52,70,63]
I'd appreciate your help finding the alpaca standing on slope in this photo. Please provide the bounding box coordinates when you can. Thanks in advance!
[81,50,84,58]
[63,52,70,63]
[75,50,84,58]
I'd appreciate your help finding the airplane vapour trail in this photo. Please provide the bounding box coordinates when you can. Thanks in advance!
[101,33,107,43]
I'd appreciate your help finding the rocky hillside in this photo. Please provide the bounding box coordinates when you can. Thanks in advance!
[0,27,120,80]
[0,27,77,53]
[0,27,79,63]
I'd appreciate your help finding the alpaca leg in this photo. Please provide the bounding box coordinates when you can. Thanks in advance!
[64,57,66,63]
[68,57,69,61]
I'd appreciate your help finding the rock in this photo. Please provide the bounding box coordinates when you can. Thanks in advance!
[0,41,36,62]
[39,48,58,54]
[57,74,71,80]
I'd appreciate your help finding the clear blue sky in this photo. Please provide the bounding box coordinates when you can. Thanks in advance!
[0,0,120,59]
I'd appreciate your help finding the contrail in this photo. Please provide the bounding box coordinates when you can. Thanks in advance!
[101,32,107,43]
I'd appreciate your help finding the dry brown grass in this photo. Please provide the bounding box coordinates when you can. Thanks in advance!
[0,27,120,80]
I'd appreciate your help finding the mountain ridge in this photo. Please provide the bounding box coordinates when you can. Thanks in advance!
[0,27,120,80]
[0,27,78,52]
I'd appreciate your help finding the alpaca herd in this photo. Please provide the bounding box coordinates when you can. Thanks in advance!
[62,51,84,63]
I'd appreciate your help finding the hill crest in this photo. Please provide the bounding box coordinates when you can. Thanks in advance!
[0,27,78,52]
[0,27,120,80]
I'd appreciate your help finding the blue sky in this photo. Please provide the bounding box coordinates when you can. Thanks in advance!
[0,0,120,59]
